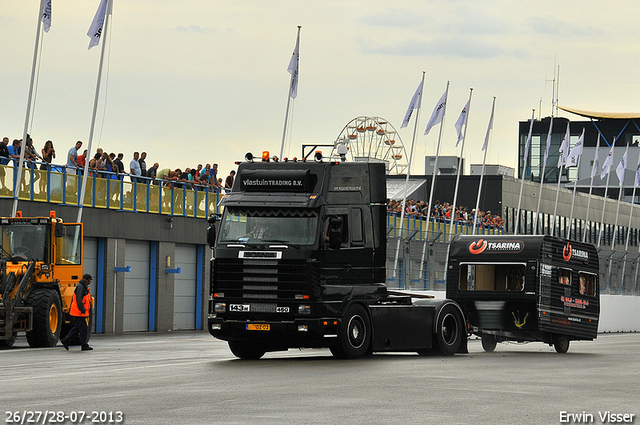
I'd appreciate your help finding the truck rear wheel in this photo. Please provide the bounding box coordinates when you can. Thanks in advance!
[0,335,17,348]
[481,335,497,352]
[25,288,62,348]
[553,334,570,354]
[228,341,266,360]
[330,304,371,359]
[433,304,464,356]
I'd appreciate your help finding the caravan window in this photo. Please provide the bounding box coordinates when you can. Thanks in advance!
[459,263,526,291]
[579,272,597,296]
[558,268,572,286]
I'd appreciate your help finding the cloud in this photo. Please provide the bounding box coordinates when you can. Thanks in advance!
[358,8,424,28]
[174,25,219,34]
[356,35,503,59]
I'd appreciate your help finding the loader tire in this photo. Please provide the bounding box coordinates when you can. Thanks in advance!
[25,288,62,348]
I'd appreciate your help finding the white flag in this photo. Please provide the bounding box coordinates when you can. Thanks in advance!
[41,0,52,33]
[454,100,470,146]
[601,145,614,180]
[424,88,447,135]
[634,154,640,188]
[616,150,627,184]
[287,28,301,99]
[401,79,423,128]
[482,98,495,151]
[566,129,584,167]
[590,133,601,179]
[542,118,554,167]
[558,122,570,168]
[87,0,108,50]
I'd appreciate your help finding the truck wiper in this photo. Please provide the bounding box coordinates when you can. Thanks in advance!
[263,240,300,249]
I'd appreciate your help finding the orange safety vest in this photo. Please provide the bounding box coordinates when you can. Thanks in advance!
[70,286,91,317]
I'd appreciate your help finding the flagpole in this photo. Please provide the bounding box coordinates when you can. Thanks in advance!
[279,26,301,160]
[611,142,629,251]
[533,117,554,235]
[583,132,601,242]
[392,71,425,282]
[12,0,45,217]
[515,110,535,235]
[567,128,585,240]
[598,138,615,248]
[449,88,473,241]
[472,96,496,234]
[619,155,640,282]
[78,0,113,223]
[418,82,449,282]
[551,122,571,236]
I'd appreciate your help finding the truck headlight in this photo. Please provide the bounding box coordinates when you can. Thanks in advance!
[214,303,226,313]
[298,305,311,315]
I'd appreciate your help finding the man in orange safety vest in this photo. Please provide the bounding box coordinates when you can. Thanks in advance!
[60,274,93,351]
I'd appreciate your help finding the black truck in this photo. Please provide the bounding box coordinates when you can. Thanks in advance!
[206,153,466,359]
[446,235,600,353]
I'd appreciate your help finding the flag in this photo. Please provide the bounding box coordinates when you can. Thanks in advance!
[566,129,584,167]
[401,78,423,128]
[558,122,570,168]
[87,0,108,50]
[454,99,470,146]
[591,133,601,179]
[543,118,554,167]
[424,88,447,135]
[522,111,535,164]
[601,144,614,180]
[482,98,495,151]
[616,150,627,184]
[287,28,301,99]
[634,154,640,188]
[41,0,52,33]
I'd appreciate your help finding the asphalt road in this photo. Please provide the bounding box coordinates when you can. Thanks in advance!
[2,332,638,425]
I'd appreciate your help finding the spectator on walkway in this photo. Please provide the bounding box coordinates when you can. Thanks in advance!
[139,152,147,176]
[67,141,82,174]
[147,162,159,184]
[8,139,21,166]
[41,140,55,170]
[129,152,141,183]
[114,153,125,179]
[0,137,10,188]
[225,170,235,191]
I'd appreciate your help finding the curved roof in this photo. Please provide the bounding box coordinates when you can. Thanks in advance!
[558,106,640,119]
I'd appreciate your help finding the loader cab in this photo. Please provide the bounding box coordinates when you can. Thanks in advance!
[0,218,51,263]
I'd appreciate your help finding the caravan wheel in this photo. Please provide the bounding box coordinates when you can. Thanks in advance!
[553,334,570,354]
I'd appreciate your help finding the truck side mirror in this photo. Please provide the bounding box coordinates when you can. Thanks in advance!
[207,214,220,248]
[54,223,64,238]
[328,216,343,250]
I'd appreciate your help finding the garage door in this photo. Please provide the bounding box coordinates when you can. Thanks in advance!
[174,244,196,330]
[124,241,150,331]
[83,238,98,332]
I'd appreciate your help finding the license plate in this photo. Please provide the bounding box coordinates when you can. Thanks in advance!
[247,324,270,331]
[276,307,290,313]
[229,304,250,312]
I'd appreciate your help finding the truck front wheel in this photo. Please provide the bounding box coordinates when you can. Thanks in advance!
[228,341,266,360]
[434,304,464,356]
[330,304,371,359]
[25,288,62,348]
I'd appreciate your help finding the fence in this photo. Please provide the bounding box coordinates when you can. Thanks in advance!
[0,163,221,218]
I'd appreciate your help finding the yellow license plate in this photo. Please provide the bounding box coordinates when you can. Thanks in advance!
[247,324,270,331]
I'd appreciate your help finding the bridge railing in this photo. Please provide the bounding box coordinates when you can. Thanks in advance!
[0,162,221,218]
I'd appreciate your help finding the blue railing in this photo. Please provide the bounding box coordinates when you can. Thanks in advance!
[0,162,221,218]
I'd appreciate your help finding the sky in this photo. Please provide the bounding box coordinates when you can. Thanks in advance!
[2,0,640,179]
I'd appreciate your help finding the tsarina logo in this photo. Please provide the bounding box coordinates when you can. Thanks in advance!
[468,239,524,255]
[563,242,589,262]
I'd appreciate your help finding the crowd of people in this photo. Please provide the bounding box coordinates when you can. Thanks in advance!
[0,135,236,193]
[387,198,505,229]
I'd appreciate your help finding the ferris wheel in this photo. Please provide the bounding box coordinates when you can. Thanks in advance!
[330,116,408,175]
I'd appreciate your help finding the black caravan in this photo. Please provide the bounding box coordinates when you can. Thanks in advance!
[446,235,600,353]
[207,154,467,360]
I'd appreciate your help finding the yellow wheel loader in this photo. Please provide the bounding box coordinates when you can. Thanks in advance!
[0,211,86,348]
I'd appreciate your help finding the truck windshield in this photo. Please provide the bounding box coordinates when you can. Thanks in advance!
[0,223,49,262]
[218,207,319,245]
